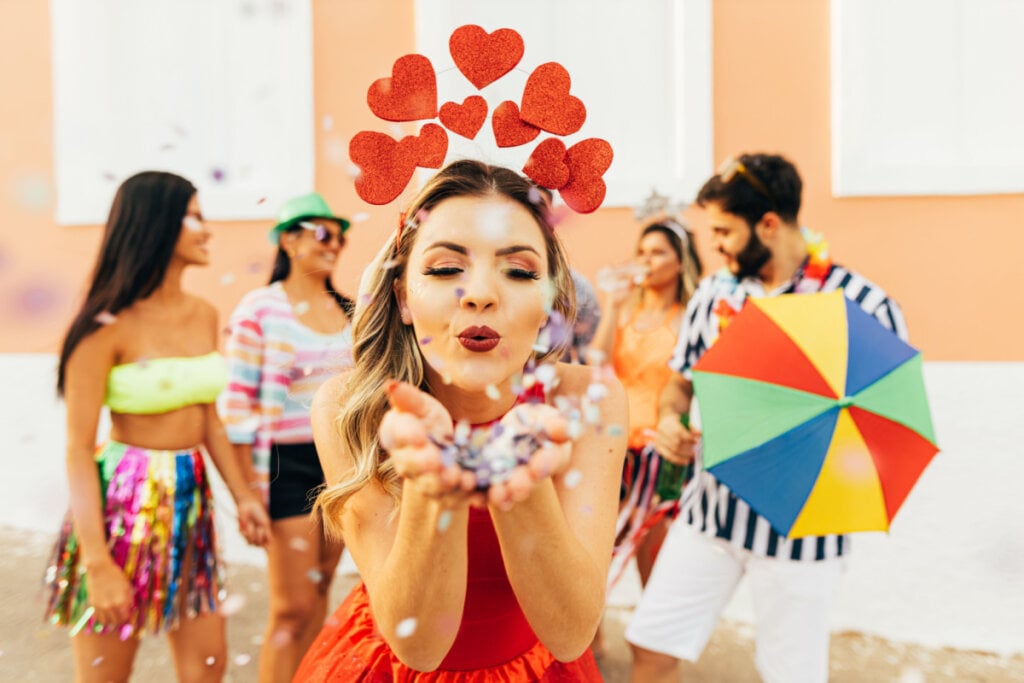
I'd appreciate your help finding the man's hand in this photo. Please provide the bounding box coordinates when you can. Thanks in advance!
[654,413,699,466]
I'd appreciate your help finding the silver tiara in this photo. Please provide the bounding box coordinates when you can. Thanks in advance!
[635,188,690,245]
[635,187,689,221]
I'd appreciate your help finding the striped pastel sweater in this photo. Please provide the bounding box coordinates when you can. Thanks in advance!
[220,282,353,501]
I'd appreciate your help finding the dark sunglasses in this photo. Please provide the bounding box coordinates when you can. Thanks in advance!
[298,221,345,247]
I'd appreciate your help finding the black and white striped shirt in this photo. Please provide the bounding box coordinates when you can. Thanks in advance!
[669,260,908,561]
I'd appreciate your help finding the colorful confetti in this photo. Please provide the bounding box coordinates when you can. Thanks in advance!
[437,510,453,532]
[586,382,608,402]
[563,468,583,489]
[396,617,418,638]
[218,593,246,617]
[533,364,556,387]
[14,284,62,317]
[430,419,544,489]
[13,173,53,210]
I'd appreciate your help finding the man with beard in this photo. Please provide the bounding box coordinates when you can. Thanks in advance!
[625,153,908,683]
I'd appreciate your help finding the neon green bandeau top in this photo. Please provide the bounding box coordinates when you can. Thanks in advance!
[105,351,228,415]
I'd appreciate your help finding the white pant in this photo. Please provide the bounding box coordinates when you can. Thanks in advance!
[625,522,844,683]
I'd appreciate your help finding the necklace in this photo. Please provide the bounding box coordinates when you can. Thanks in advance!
[794,226,832,293]
[715,227,833,332]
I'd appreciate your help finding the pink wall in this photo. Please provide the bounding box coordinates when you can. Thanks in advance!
[1,0,1020,359]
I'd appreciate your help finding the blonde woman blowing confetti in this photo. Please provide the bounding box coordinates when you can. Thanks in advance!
[295,160,627,681]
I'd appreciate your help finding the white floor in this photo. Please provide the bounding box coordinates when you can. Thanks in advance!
[3,356,1022,656]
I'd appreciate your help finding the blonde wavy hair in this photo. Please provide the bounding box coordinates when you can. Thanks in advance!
[315,160,577,537]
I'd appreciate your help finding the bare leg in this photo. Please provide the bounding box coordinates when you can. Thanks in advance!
[629,644,682,683]
[71,630,141,683]
[258,513,344,682]
[590,618,606,659]
[166,612,227,683]
[301,514,344,657]
[635,516,671,586]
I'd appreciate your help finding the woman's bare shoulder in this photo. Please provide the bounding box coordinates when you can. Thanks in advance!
[553,362,622,396]
[313,369,354,415]
[553,362,627,431]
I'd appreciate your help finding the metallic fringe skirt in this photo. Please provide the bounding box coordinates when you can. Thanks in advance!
[43,441,222,639]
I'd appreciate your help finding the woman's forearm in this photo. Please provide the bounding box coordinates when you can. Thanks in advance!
[66,448,114,569]
[368,485,471,671]
[231,443,258,486]
[203,407,258,502]
[490,480,607,661]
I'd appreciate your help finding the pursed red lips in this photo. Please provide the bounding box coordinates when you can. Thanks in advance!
[457,325,501,352]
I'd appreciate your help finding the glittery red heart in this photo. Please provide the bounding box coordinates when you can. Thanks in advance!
[522,138,570,190]
[491,101,541,148]
[367,54,438,122]
[519,62,586,136]
[449,25,524,90]
[560,138,613,214]
[405,123,448,168]
[439,96,488,140]
[349,131,419,205]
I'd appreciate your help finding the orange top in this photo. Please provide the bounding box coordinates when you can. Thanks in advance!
[612,303,681,450]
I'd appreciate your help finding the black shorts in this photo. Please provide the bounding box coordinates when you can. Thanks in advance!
[269,442,325,520]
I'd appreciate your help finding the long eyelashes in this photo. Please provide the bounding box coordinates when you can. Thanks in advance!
[423,267,462,277]
[508,269,541,281]
[422,267,540,281]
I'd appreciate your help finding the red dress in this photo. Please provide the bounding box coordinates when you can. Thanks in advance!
[293,506,603,681]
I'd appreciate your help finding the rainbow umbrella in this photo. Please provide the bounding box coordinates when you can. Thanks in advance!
[692,290,938,537]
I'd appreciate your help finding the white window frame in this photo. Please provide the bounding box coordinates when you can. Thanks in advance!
[50,0,315,225]
[831,0,1024,197]
[413,0,713,207]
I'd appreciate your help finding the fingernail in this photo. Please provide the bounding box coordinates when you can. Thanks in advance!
[384,379,400,394]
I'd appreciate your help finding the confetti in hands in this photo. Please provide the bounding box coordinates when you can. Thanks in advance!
[380,381,572,508]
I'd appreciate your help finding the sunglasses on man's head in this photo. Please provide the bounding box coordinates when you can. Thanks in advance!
[716,158,776,208]
[298,221,345,246]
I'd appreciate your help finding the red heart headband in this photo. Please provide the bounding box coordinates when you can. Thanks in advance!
[350,24,614,215]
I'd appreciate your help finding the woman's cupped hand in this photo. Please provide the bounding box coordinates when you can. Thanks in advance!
[380,381,572,510]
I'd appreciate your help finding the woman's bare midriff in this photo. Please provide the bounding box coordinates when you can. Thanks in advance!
[109,404,208,450]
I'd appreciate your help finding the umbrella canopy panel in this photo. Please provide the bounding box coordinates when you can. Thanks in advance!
[692,291,939,538]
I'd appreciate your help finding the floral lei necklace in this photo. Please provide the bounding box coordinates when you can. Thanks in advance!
[714,227,833,332]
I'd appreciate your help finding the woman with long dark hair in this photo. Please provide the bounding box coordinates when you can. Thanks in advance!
[44,170,271,682]
[220,192,353,681]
